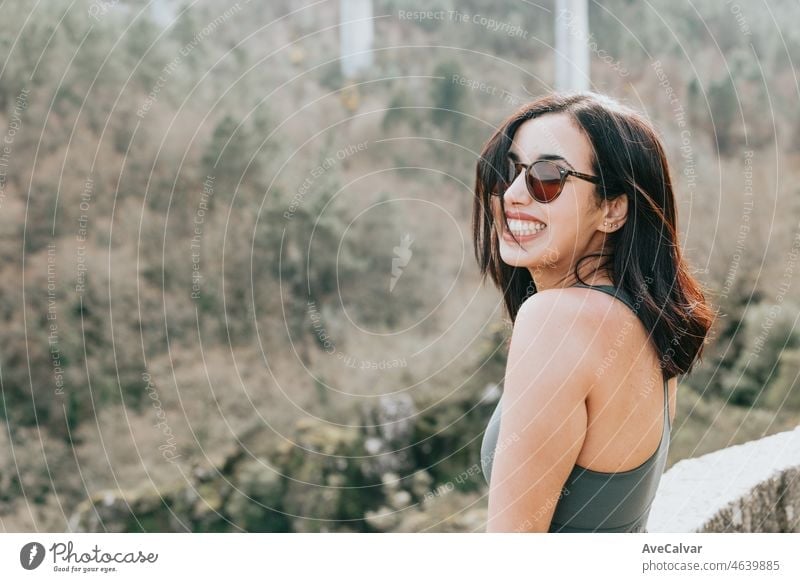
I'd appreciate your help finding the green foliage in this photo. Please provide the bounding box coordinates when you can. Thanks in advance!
[719,302,800,407]
[429,60,466,133]
[762,349,800,411]
[707,76,738,155]
[382,88,417,131]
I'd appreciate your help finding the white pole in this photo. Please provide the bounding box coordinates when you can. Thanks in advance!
[340,0,374,78]
[555,0,590,91]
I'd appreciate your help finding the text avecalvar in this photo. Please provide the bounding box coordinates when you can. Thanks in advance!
[642,543,703,554]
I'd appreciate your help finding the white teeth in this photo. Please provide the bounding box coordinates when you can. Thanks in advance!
[506,218,547,235]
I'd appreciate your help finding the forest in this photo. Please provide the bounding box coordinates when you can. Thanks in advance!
[0,0,799,532]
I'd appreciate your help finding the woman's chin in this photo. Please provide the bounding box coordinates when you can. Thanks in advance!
[499,238,557,268]
[499,245,536,267]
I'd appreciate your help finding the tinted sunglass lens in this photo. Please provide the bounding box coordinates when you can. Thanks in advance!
[527,161,563,202]
[509,160,525,186]
[489,160,509,195]
[494,160,521,194]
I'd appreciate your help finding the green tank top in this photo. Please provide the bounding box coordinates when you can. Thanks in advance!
[480,284,672,532]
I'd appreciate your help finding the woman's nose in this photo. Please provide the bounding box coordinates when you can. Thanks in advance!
[503,173,531,205]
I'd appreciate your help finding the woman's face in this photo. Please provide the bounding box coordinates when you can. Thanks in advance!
[492,113,613,287]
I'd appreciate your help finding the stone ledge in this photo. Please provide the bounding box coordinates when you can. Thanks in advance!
[648,424,800,532]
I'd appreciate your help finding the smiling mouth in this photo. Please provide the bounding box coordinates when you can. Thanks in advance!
[504,218,548,237]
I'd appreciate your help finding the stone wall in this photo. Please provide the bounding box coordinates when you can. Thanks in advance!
[648,425,800,532]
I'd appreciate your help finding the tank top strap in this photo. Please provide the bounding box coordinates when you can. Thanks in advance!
[569,283,639,313]
[662,374,671,432]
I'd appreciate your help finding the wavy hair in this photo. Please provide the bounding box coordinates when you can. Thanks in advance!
[472,91,715,378]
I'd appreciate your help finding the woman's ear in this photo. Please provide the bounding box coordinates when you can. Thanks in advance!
[599,194,628,232]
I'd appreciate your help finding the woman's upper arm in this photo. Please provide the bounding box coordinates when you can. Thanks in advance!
[486,290,597,532]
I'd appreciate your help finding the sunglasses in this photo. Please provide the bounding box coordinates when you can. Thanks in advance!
[493,158,601,203]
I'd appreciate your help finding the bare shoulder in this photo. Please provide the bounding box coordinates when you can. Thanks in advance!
[510,287,607,397]
[522,285,641,339]
[517,285,613,330]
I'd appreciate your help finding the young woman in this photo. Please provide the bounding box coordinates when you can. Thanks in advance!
[473,92,715,532]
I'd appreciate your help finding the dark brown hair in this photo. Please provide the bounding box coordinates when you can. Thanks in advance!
[472,91,715,379]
